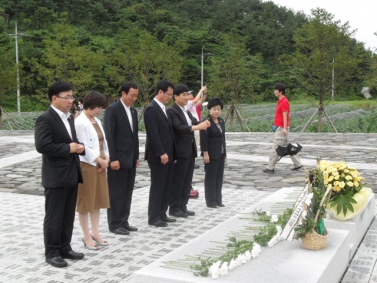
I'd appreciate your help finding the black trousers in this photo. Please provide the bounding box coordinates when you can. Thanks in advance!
[44,185,78,258]
[147,161,174,224]
[107,167,136,231]
[169,150,195,213]
[204,154,225,207]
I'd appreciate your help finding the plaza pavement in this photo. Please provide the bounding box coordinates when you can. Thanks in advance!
[0,130,376,283]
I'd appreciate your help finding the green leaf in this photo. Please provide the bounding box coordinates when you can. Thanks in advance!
[330,192,357,216]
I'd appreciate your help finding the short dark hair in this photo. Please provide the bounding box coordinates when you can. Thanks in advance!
[83,90,107,110]
[156,80,175,94]
[207,97,224,110]
[48,81,73,101]
[274,83,286,94]
[120,82,138,96]
[77,97,83,103]
[173,84,190,100]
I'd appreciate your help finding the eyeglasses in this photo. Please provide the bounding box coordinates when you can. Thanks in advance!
[56,96,75,101]
[164,92,173,97]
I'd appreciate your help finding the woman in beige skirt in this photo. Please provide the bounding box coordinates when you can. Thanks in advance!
[75,91,110,250]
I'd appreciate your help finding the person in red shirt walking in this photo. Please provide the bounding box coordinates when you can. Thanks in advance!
[263,83,302,173]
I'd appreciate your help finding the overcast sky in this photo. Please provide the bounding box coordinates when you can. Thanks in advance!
[264,0,377,51]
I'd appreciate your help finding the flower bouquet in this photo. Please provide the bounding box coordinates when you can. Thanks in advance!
[313,160,372,221]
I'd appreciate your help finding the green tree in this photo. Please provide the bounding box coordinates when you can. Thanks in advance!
[108,29,183,113]
[208,33,264,130]
[29,23,107,102]
[0,11,16,109]
[292,9,364,132]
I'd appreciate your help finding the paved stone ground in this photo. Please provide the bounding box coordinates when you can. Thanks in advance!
[0,130,376,283]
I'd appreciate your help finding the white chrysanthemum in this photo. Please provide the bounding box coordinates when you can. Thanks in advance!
[245,251,252,261]
[218,262,228,276]
[270,214,278,223]
[228,259,236,270]
[266,211,271,216]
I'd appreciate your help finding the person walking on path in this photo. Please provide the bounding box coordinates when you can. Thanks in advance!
[35,81,85,268]
[144,80,177,227]
[167,85,210,218]
[263,83,302,173]
[104,82,140,235]
[74,91,110,250]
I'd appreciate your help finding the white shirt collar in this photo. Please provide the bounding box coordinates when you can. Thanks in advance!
[51,105,71,120]
[120,98,131,110]
[154,98,165,110]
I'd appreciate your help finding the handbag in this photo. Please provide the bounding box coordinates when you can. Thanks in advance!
[276,142,302,161]
[190,189,199,199]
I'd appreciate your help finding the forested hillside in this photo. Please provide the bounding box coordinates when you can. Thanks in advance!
[0,0,376,111]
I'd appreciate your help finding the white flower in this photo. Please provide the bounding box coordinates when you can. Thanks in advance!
[266,211,271,216]
[251,243,261,258]
[268,227,284,248]
[245,251,252,261]
[270,214,278,223]
[219,262,228,276]
[209,262,219,279]
[301,210,307,219]
[235,255,242,266]
[229,259,236,270]
[304,193,314,206]
[276,225,282,234]
[268,236,277,248]
[240,254,247,264]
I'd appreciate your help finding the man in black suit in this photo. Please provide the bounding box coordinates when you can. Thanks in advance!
[104,82,140,235]
[35,81,85,268]
[167,85,210,217]
[144,80,176,227]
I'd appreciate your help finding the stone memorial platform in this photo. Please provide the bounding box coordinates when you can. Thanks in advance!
[132,187,375,283]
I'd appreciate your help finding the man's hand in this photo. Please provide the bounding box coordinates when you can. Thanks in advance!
[70,142,84,154]
[110,160,120,170]
[160,153,169,165]
[136,160,140,168]
[198,120,210,130]
[283,128,288,136]
[203,152,210,163]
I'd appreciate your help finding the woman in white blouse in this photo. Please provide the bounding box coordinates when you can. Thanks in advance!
[75,91,110,250]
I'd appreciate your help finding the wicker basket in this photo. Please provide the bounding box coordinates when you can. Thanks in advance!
[302,229,328,250]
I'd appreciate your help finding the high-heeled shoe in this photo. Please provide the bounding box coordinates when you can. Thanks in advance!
[82,238,100,250]
[91,235,109,247]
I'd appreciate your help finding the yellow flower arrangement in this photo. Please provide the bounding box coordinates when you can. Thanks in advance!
[311,160,371,218]
[319,161,363,197]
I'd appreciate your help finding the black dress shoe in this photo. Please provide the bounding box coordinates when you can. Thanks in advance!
[110,227,130,235]
[169,211,188,218]
[194,164,200,169]
[61,251,84,260]
[124,225,138,232]
[292,165,303,171]
[46,256,67,268]
[218,204,225,207]
[207,205,218,209]
[149,220,168,227]
[161,217,177,223]
[263,168,275,173]
[183,209,195,216]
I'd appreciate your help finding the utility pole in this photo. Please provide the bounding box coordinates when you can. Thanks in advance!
[331,58,335,100]
[201,47,214,87]
[8,23,26,114]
